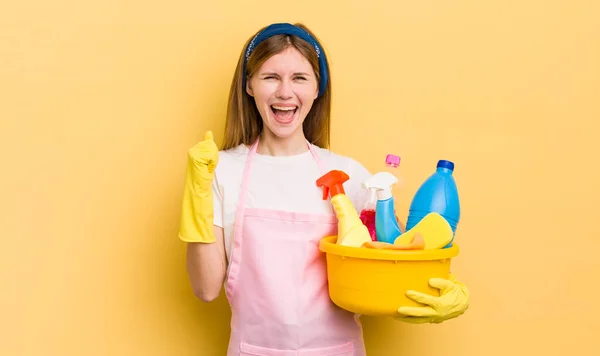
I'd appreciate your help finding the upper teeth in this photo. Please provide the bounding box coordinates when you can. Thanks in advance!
[272,106,296,111]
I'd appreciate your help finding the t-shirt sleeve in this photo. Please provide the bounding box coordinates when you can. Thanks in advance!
[346,158,372,212]
[212,170,224,228]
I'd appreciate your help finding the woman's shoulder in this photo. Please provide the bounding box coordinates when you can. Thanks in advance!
[311,145,371,178]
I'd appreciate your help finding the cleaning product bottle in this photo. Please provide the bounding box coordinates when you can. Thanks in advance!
[406,159,460,248]
[359,188,377,241]
[384,154,404,230]
[359,154,402,242]
[362,172,402,244]
[316,170,372,248]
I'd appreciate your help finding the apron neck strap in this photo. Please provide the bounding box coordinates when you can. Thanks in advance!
[247,137,326,172]
[234,137,328,229]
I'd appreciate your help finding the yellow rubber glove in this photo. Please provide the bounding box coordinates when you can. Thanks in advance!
[395,274,469,324]
[178,131,219,243]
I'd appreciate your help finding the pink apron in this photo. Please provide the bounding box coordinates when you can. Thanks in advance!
[224,139,366,356]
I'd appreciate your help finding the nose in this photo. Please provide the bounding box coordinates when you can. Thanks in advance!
[276,79,293,99]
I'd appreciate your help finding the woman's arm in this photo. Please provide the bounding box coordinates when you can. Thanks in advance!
[185,226,227,302]
[178,131,227,302]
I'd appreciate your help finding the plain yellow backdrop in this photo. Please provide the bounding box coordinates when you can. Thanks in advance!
[2,0,599,355]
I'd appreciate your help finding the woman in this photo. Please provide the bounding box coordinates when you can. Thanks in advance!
[179,22,469,355]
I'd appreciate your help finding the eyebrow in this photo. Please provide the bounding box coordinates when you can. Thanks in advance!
[260,71,313,76]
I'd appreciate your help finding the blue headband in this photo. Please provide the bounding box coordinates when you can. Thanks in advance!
[242,23,329,97]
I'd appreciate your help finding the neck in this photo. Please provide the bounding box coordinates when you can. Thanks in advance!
[256,130,309,156]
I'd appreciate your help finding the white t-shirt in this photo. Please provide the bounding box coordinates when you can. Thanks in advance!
[211,143,372,262]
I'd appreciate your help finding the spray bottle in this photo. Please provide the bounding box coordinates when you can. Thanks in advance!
[316,170,372,248]
[383,154,403,231]
[359,154,402,241]
[362,172,402,244]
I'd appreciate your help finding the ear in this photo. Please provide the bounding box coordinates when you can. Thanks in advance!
[246,78,254,97]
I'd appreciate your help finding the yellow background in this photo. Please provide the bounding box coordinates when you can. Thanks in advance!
[2,0,599,355]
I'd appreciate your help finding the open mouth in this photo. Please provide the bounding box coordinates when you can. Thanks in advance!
[270,105,298,124]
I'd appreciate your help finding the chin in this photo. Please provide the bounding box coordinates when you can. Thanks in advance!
[267,123,302,139]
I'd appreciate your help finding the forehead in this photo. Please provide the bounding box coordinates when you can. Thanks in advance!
[258,46,314,73]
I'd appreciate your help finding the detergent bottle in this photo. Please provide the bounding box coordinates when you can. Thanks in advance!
[316,170,372,248]
[406,159,461,248]
[362,172,402,244]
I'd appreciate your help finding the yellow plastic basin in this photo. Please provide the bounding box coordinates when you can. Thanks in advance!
[319,235,460,317]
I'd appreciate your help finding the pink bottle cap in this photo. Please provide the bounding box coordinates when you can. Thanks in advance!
[385,154,401,167]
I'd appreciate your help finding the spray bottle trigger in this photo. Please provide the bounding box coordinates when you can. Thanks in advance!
[316,170,349,200]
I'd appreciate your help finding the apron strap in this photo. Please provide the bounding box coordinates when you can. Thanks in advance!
[308,141,328,174]
[233,138,328,233]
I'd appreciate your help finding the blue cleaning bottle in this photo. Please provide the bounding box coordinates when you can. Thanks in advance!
[362,172,402,244]
[406,160,460,248]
